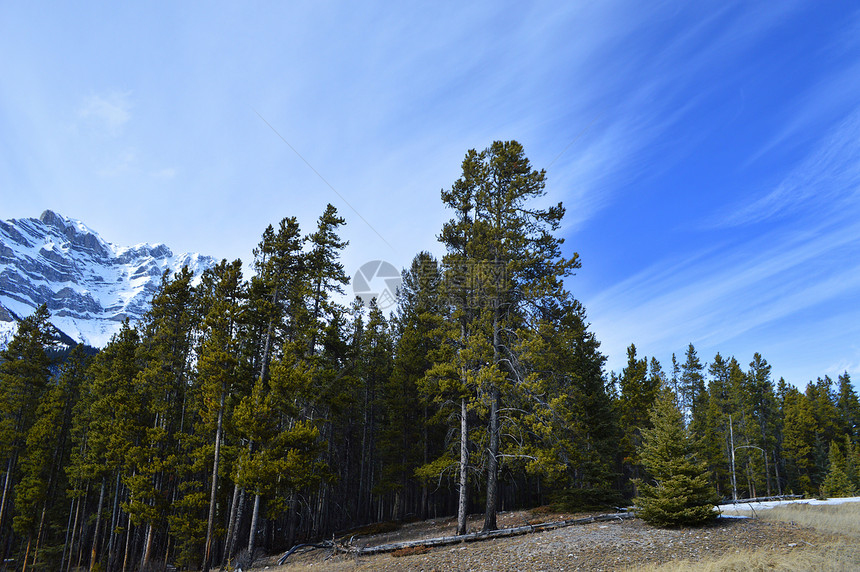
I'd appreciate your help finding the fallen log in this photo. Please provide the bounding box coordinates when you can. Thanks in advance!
[277,512,635,563]
[723,494,803,505]
[276,540,341,565]
[355,512,634,556]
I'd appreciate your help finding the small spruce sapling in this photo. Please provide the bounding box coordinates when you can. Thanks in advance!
[634,388,719,526]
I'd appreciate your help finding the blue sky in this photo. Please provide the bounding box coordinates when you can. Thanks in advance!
[2,1,859,386]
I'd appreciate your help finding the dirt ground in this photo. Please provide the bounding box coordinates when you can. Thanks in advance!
[249,508,838,571]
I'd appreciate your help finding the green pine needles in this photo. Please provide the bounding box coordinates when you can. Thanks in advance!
[634,388,720,527]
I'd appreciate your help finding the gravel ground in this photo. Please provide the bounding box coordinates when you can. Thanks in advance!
[253,509,835,572]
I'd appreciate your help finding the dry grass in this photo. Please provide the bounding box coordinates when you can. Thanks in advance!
[755,501,860,537]
[631,542,860,572]
[631,501,860,571]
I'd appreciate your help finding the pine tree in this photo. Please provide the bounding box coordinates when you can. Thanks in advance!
[129,267,199,570]
[634,388,719,527]
[297,205,349,539]
[806,377,841,489]
[234,217,304,563]
[383,253,444,521]
[617,344,657,489]
[517,294,617,510]
[0,305,55,556]
[744,353,778,497]
[820,440,856,498]
[195,259,247,572]
[781,386,817,494]
[682,344,707,443]
[12,345,87,570]
[304,204,349,355]
[439,140,579,532]
[843,436,860,491]
[230,208,351,560]
[836,372,860,441]
[698,353,734,496]
[356,301,394,523]
[417,291,476,535]
[670,354,681,404]
[248,217,304,385]
[308,306,359,538]
[726,356,758,499]
[68,321,143,572]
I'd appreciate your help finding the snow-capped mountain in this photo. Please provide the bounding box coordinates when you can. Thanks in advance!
[0,210,217,348]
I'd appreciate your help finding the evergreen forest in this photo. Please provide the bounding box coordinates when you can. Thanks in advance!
[1,141,858,571]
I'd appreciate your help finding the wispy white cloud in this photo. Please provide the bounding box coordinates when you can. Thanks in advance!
[825,7,860,58]
[744,56,860,169]
[541,2,809,232]
[825,358,860,380]
[588,90,860,370]
[77,91,132,136]
[95,149,136,178]
[578,4,860,383]
[150,167,176,179]
[719,106,860,227]
[587,215,860,379]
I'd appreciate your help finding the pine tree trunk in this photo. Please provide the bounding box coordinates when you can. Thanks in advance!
[286,491,297,548]
[483,303,501,533]
[483,385,500,532]
[106,471,121,570]
[223,483,241,565]
[74,481,90,571]
[396,416,408,521]
[773,450,783,496]
[60,494,76,572]
[227,487,246,563]
[203,390,225,572]
[764,450,772,497]
[457,397,469,535]
[121,517,132,572]
[247,493,261,563]
[22,534,33,572]
[309,280,322,355]
[421,406,429,521]
[140,522,154,571]
[31,503,48,569]
[359,381,370,522]
[0,455,15,535]
[89,478,105,572]
[162,531,172,571]
[312,483,325,538]
[259,283,280,384]
[729,416,738,501]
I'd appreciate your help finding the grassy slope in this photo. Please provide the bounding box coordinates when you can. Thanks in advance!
[633,501,860,571]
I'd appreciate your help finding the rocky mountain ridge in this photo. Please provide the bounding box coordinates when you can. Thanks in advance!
[0,210,216,348]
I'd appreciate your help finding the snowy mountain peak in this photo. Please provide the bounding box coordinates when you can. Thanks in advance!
[40,209,97,237]
[37,209,112,258]
[0,211,217,348]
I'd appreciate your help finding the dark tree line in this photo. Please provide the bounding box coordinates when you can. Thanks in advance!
[1,142,858,570]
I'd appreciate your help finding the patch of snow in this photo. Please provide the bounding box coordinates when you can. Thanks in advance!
[0,321,17,347]
[717,514,749,519]
[718,496,860,517]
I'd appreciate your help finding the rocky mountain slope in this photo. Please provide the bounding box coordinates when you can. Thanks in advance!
[0,210,216,348]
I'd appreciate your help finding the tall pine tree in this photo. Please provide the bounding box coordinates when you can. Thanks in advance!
[438,140,578,531]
